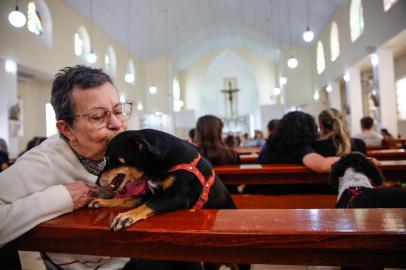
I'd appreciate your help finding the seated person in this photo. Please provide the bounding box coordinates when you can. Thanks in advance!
[313,108,366,156]
[0,138,9,172]
[187,128,196,144]
[195,115,240,166]
[354,116,383,146]
[257,111,338,173]
[267,119,279,139]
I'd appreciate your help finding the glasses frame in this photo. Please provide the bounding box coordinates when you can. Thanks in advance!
[73,102,133,129]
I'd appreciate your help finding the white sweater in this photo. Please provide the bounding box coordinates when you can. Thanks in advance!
[0,135,129,269]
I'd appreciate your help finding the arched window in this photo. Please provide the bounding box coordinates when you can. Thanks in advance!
[330,22,340,62]
[172,78,183,112]
[27,2,43,35]
[74,26,91,62]
[383,0,398,12]
[105,45,117,78]
[26,0,52,47]
[350,0,365,42]
[317,41,326,74]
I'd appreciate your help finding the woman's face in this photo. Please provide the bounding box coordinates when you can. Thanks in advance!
[64,82,127,160]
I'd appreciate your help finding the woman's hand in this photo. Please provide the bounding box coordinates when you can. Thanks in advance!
[65,181,100,210]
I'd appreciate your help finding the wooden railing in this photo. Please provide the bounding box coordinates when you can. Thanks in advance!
[4,208,406,267]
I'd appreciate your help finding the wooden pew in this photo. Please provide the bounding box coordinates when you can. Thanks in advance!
[367,149,406,161]
[214,161,406,185]
[4,208,406,267]
[233,146,260,155]
[239,149,406,164]
[232,194,337,209]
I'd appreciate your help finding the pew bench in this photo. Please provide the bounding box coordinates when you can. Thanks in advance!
[367,149,406,160]
[4,208,406,267]
[239,150,406,164]
[232,194,337,209]
[214,161,406,186]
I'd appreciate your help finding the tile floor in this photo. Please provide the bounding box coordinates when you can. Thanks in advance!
[18,251,404,270]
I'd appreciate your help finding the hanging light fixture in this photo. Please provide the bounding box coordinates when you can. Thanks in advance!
[302,0,314,42]
[87,0,97,64]
[8,1,26,28]
[124,0,135,84]
[148,1,157,94]
[302,26,314,42]
[286,0,298,69]
[287,56,298,69]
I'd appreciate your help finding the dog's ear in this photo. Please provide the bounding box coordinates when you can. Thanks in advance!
[360,156,385,187]
[329,157,346,190]
[126,133,161,157]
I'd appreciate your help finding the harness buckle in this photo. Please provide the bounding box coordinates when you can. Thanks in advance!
[199,194,209,202]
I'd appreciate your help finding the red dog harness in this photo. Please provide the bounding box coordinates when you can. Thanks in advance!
[169,154,215,209]
[346,187,364,208]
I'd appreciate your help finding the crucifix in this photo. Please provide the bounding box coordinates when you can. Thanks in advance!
[221,79,240,116]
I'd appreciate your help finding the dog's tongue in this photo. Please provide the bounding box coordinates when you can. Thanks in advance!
[119,178,148,197]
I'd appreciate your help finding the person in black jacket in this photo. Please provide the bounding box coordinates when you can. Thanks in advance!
[314,108,366,157]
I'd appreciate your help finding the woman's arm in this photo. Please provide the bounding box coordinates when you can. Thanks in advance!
[302,153,340,173]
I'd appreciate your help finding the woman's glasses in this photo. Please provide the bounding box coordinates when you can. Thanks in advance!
[74,102,132,129]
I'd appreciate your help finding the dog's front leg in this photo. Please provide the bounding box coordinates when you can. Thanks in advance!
[111,203,155,231]
[88,197,143,208]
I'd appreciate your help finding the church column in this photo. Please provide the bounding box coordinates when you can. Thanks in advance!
[0,59,18,158]
[377,49,398,136]
[347,67,363,135]
[329,79,342,110]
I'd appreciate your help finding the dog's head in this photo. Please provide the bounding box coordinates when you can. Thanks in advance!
[329,152,384,190]
[98,130,167,196]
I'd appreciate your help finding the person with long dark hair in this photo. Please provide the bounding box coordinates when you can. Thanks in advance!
[195,115,240,166]
[257,111,338,172]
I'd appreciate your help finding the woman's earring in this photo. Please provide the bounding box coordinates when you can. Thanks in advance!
[71,138,78,147]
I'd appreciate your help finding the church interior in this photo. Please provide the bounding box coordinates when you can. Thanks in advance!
[1,0,406,269]
[0,0,405,158]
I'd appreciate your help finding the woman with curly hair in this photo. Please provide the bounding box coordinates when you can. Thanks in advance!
[314,108,366,156]
[257,111,338,173]
[195,115,240,166]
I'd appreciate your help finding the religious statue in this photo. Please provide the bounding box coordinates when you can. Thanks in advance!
[221,78,240,116]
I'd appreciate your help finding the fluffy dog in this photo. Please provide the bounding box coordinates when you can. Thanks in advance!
[88,129,236,231]
[329,152,406,208]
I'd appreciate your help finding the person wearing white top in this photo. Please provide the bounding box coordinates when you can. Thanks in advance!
[354,116,383,147]
[0,65,131,269]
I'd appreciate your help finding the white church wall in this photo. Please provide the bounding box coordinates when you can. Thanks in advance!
[0,0,146,149]
[180,48,278,132]
[311,0,406,90]
[17,79,50,154]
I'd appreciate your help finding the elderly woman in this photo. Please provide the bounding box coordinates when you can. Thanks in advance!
[0,66,132,269]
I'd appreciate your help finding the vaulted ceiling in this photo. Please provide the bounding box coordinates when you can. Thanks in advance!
[64,0,342,65]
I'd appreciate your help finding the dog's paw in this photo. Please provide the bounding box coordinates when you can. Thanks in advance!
[88,198,106,208]
[111,212,137,231]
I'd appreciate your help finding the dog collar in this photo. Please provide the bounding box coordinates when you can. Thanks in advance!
[169,154,215,209]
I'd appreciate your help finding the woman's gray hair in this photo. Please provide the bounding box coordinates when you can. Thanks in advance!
[51,65,112,127]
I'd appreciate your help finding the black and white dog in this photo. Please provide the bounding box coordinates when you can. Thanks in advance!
[329,152,406,208]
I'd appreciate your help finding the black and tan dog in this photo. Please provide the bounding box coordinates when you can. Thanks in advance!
[330,152,406,208]
[88,129,236,231]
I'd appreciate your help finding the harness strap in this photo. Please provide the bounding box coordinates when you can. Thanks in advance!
[169,154,215,209]
[347,187,363,208]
